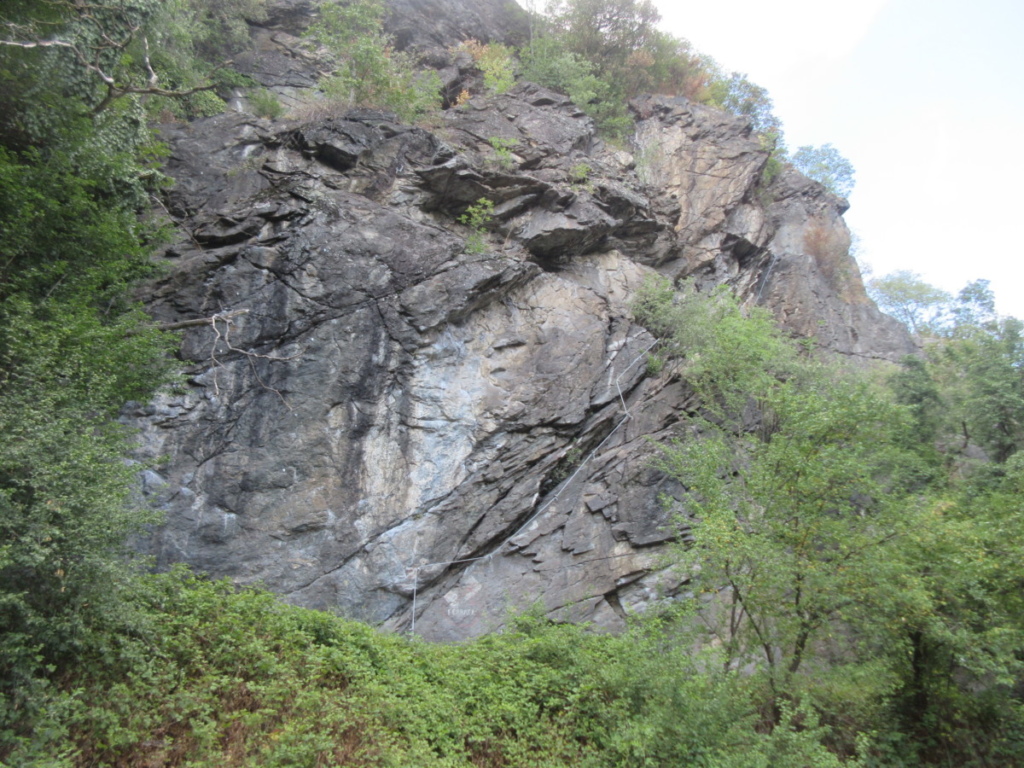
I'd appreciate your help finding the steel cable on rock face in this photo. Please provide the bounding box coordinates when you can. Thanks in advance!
[407,335,661,635]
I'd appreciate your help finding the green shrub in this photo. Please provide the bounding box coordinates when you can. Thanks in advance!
[644,351,664,375]
[569,162,591,183]
[757,130,787,200]
[0,141,178,760]
[308,0,441,122]
[12,574,800,767]
[458,197,495,254]
[458,39,517,94]
[520,36,631,139]
[706,71,783,136]
[249,88,285,119]
[488,136,518,170]
[631,275,798,413]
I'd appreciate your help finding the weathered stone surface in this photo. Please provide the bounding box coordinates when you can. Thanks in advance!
[631,95,917,361]
[756,168,917,360]
[132,4,914,641]
[384,0,530,50]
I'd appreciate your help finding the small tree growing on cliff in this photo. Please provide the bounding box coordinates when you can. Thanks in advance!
[307,0,440,121]
[792,143,856,198]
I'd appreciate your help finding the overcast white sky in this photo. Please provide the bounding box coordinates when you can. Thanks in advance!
[654,0,1024,318]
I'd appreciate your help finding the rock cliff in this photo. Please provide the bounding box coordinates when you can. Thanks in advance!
[131,0,914,640]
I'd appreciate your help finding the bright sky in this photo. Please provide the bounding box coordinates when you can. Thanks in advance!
[654,0,1024,319]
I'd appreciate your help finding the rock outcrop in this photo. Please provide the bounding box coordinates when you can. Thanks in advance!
[131,1,914,641]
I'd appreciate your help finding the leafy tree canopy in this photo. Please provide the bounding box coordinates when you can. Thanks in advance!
[867,269,953,335]
[792,143,855,197]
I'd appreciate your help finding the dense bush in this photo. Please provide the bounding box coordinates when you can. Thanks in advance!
[307,0,441,121]
[2,569,865,766]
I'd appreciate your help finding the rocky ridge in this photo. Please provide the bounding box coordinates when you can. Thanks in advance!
[131,0,915,640]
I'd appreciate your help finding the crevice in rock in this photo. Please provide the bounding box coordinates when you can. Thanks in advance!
[603,588,629,621]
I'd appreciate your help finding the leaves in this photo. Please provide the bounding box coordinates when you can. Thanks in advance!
[308,0,441,122]
[792,144,856,198]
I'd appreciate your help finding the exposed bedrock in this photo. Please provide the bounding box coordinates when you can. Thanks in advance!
[133,56,914,639]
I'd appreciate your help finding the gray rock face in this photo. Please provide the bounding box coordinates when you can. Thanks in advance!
[384,0,530,50]
[133,22,913,639]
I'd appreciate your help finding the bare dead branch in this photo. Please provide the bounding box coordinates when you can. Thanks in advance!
[0,38,76,49]
[155,309,250,332]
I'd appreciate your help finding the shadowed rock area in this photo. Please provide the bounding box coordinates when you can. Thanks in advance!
[131,0,915,640]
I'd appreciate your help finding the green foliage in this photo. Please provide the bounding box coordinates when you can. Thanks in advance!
[879,277,1024,466]
[522,0,713,139]
[932,316,1024,463]
[5,569,869,766]
[519,35,632,138]
[639,274,1024,764]
[520,4,783,144]
[569,162,591,184]
[0,0,272,137]
[758,130,787,194]
[952,278,998,332]
[877,463,1024,765]
[488,135,518,170]
[519,35,597,98]
[175,0,268,61]
[569,161,595,192]
[458,197,495,254]
[0,47,177,752]
[631,275,798,415]
[793,143,856,198]
[867,270,953,336]
[889,355,945,474]
[249,87,285,119]
[707,71,783,136]
[308,0,441,122]
[644,351,665,375]
[659,372,914,686]
[544,0,661,83]
[458,39,517,94]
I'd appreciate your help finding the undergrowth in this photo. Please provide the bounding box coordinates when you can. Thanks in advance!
[4,568,849,767]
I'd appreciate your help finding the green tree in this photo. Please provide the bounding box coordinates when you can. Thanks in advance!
[634,281,934,761]
[935,317,1024,464]
[707,71,783,137]
[637,277,1024,762]
[658,374,914,713]
[545,0,662,78]
[951,278,997,333]
[889,355,944,474]
[524,0,715,137]
[0,70,176,750]
[867,270,952,335]
[631,276,797,416]
[792,143,855,198]
[0,0,250,131]
[880,461,1024,764]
